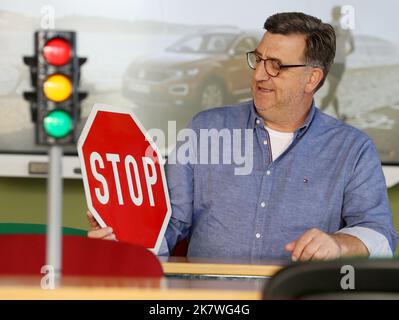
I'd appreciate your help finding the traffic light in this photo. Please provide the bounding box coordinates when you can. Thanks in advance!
[23,30,87,145]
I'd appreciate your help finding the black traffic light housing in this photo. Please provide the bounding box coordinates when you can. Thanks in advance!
[23,30,88,145]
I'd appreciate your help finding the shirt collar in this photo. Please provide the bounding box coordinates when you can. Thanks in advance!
[247,100,262,129]
[248,99,317,138]
[295,100,317,138]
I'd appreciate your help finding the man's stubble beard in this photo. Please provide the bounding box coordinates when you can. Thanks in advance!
[255,92,298,116]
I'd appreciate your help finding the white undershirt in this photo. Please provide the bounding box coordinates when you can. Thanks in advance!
[265,125,294,161]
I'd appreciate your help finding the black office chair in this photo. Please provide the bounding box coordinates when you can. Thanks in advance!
[263,258,399,300]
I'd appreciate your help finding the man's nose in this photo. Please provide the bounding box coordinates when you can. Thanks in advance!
[253,63,271,82]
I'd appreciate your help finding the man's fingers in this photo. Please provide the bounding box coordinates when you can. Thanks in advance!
[86,210,100,229]
[291,229,318,261]
[285,241,296,252]
[289,229,342,262]
[299,238,322,261]
[87,227,113,239]
[103,233,117,241]
[311,248,330,261]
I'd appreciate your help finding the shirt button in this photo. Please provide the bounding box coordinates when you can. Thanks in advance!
[260,201,266,208]
[263,140,268,145]
[255,233,261,239]
[256,119,261,125]
[266,170,271,176]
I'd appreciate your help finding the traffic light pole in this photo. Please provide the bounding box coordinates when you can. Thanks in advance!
[46,145,63,284]
[23,30,87,284]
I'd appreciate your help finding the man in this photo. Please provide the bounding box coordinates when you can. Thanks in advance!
[88,12,397,261]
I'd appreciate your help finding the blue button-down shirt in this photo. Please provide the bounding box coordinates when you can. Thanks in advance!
[163,100,398,260]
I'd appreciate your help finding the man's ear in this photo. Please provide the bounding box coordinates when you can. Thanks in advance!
[305,67,324,93]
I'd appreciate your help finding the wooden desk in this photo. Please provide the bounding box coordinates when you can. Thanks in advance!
[0,276,266,300]
[0,259,285,299]
[160,257,286,278]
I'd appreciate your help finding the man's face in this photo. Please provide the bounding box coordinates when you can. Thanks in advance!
[251,32,310,117]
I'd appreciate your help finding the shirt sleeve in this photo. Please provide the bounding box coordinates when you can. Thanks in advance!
[157,236,170,256]
[341,137,398,254]
[336,226,393,257]
[162,118,199,255]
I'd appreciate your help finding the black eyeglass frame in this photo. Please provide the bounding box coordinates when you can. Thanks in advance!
[246,50,310,77]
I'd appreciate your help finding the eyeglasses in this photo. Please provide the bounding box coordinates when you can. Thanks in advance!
[246,51,309,77]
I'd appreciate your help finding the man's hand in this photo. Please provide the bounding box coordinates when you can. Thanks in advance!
[285,228,369,262]
[86,210,117,241]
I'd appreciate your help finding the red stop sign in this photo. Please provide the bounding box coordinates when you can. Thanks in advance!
[78,104,171,253]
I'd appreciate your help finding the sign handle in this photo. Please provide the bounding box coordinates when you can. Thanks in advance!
[46,145,63,285]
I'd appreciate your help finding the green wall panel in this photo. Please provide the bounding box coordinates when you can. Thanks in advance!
[0,177,398,254]
[0,177,88,230]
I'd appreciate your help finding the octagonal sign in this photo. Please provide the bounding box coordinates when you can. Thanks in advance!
[77,104,171,254]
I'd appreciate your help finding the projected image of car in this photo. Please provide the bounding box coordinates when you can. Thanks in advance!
[122,30,258,109]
